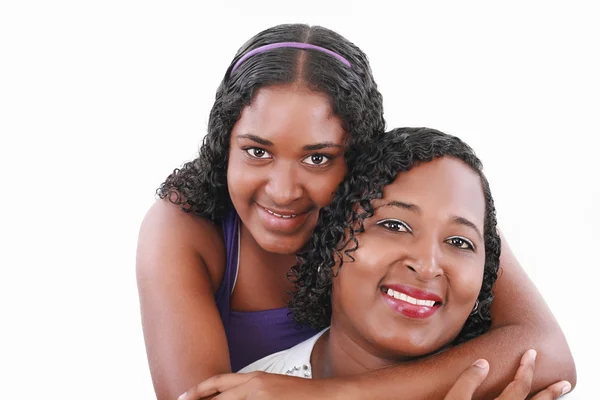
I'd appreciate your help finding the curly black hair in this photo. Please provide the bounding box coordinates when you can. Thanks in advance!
[157,24,385,222]
[289,127,501,345]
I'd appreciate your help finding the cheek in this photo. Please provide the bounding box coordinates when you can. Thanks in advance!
[304,163,347,206]
[449,265,484,304]
[227,154,262,200]
[332,266,374,322]
[335,239,388,303]
[353,230,398,263]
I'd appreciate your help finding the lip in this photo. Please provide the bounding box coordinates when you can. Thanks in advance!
[255,203,312,233]
[382,284,443,303]
[257,203,307,217]
[381,284,443,320]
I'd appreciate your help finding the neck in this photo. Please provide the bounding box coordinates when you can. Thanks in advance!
[239,223,298,270]
[310,318,399,379]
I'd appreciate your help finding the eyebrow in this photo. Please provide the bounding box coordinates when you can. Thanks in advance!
[236,134,273,146]
[378,201,421,213]
[302,142,345,151]
[378,201,483,240]
[236,134,345,151]
[450,216,483,241]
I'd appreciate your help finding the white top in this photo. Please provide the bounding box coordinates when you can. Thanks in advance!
[238,328,329,379]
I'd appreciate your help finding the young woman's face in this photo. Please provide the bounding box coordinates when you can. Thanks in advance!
[332,156,486,361]
[227,84,348,254]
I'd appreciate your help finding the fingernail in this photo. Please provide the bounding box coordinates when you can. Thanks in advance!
[177,393,186,400]
[561,382,571,395]
[473,359,488,369]
[529,349,537,361]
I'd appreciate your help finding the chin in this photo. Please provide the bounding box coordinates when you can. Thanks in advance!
[404,338,450,359]
[372,330,440,359]
[258,235,307,255]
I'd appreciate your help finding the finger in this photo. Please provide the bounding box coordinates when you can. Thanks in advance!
[529,381,572,400]
[496,349,536,399]
[211,381,257,400]
[178,373,259,400]
[444,359,489,400]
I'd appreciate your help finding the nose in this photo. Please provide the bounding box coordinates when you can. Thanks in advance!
[264,161,304,206]
[403,236,443,281]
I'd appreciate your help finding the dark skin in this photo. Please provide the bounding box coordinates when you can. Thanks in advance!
[225,84,348,311]
[182,351,571,400]
[313,157,488,378]
[180,157,572,400]
[138,83,348,399]
[137,86,576,400]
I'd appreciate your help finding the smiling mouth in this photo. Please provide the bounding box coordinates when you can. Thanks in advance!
[257,204,306,219]
[380,286,442,307]
[264,208,298,219]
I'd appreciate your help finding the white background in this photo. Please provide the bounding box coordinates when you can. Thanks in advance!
[1,1,598,399]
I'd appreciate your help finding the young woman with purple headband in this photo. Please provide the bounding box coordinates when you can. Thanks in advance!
[136,24,575,400]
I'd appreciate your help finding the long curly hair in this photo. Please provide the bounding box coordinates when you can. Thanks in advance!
[157,24,385,222]
[289,127,501,345]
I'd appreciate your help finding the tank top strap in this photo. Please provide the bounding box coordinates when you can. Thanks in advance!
[214,209,240,332]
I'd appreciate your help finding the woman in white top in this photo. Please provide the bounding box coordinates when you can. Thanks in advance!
[181,127,572,399]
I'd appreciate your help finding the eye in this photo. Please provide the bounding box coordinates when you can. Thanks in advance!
[301,153,331,166]
[445,236,475,251]
[245,147,272,159]
[376,219,412,233]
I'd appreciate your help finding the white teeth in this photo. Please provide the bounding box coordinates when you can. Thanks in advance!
[265,208,297,218]
[384,288,436,307]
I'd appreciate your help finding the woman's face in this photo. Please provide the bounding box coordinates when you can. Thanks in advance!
[227,83,348,254]
[332,156,486,361]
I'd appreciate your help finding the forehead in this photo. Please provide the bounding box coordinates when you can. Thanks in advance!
[381,157,486,224]
[231,84,347,143]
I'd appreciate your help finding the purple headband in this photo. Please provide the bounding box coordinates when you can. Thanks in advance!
[230,42,352,74]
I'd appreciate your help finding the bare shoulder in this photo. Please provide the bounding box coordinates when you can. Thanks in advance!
[136,199,232,396]
[136,199,226,292]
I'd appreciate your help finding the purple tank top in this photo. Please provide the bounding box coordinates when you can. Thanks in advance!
[215,210,318,371]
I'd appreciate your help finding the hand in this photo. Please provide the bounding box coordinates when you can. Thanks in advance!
[444,349,572,399]
[177,371,257,400]
[177,371,344,400]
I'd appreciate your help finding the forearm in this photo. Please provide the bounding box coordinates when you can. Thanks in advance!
[344,322,575,400]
